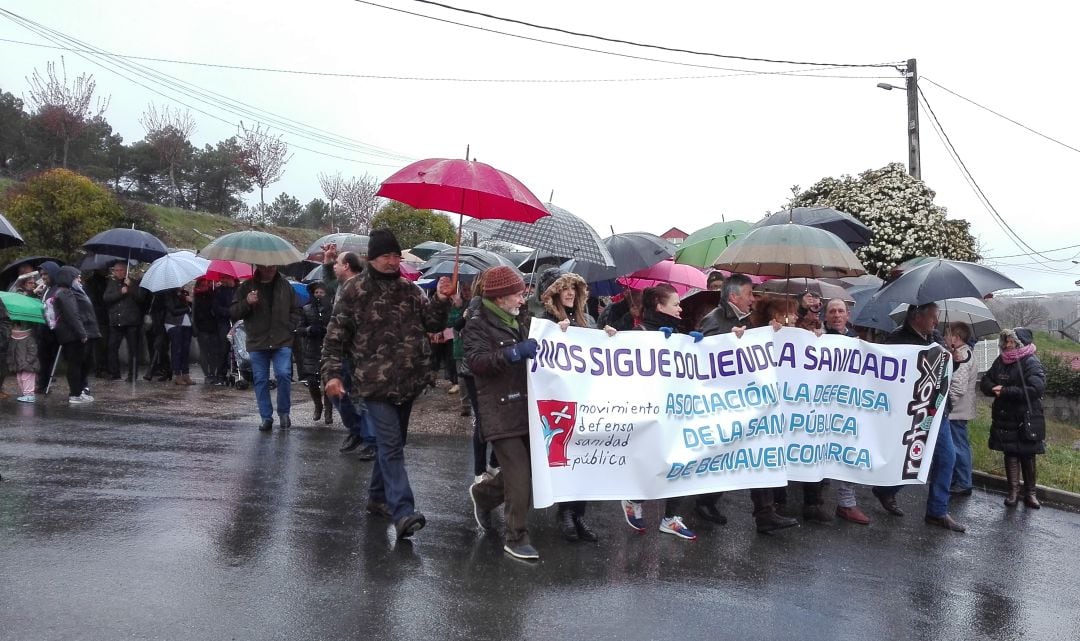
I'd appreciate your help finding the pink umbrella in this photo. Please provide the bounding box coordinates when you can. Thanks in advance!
[204,260,253,281]
[400,261,421,282]
[617,259,707,296]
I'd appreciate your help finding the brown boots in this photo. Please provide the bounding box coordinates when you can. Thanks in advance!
[172,374,195,386]
[1004,456,1040,509]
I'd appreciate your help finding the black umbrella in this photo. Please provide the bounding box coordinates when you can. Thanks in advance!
[410,240,452,261]
[420,246,518,273]
[76,253,130,271]
[83,228,168,263]
[0,255,65,290]
[0,212,26,249]
[561,232,675,283]
[863,259,1021,308]
[754,207,873,251]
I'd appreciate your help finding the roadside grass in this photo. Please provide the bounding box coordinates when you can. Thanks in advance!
[969,398,1080,493]
[1034,331,1080,355]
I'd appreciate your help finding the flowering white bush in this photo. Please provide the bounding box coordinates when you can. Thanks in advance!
[791,163,979,278]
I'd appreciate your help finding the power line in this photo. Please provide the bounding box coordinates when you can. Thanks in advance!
[0,10,415,167]
[916,87,1067,270]
[409,0,902,69]
[922,77,1080,155]
[351,0,901,75]
[984,243,1080,260]
[0,35,896,83]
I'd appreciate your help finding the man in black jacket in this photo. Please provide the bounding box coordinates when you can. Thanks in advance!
[103,261,145,382]
[698,274,799,534]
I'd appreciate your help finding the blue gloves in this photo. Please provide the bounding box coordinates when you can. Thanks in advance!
[503,338,539,362]
[689,331,704,343]
[659,326,673,339]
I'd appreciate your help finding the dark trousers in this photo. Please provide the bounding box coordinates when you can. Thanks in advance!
[196,329,215,377]
[750,488,779,518]
[333,359,375,445]
[62,340,88,397]
[214,324,230,379]
[107,325,140,378]
[366,400,417,521]
[94,324,109,374]
[167,326,192,375]
[463,375,497,476]
[146,325,170,376]
[471,435,532,545]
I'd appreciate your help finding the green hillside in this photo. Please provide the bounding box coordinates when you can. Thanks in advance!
[148,204,322,255]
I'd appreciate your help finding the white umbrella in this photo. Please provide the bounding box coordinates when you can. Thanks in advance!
[141,251,211,292]
[890,297,1000,337]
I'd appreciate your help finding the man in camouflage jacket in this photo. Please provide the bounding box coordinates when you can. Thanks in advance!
[321,229,453,541]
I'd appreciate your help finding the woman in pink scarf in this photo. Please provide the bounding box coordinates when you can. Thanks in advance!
[979,327,1046,508]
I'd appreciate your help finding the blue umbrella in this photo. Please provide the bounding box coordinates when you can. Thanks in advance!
[291,281,310,306]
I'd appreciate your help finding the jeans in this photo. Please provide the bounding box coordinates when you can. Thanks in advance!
[249,347,292,421]
[925,419,957,517]
[167,326,192,375]
[950,419,973,490]
[366,400,417,521]
[331,359,375,445]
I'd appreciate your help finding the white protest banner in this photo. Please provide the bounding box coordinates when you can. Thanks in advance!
[526,319,951,508]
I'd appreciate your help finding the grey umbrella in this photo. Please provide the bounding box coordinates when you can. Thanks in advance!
[863,259,1021,308]
[0,212,25,249]
[754,207,873,251]
[420,246,518,274]
[890,297,1001,337]
[306,233,369,261]
[411,241,453,261]
[462,203,615,267]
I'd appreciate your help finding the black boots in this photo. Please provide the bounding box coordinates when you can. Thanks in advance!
[557,506,579,542]
[1004,455,1021,507]
[1020,457,1041,509]
[309,386,323,421]
[323,397,333,424]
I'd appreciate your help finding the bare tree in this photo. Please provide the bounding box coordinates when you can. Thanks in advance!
[318,171,344,231]
[339,173,381,234]
[236,121,292,218]
[140,104,196,207]
[24,57,109,168]
[998,300,1051,330]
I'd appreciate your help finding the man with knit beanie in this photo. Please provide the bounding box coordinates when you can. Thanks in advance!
[462,265,541,560]
[322,229,454,541]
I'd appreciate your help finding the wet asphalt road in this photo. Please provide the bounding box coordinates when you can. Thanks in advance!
[2,400,1080,641]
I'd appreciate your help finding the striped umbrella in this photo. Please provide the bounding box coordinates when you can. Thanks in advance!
[200,231,304,266]
[712,223,867,278]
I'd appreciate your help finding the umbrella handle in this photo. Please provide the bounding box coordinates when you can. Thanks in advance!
[451,212,464,292]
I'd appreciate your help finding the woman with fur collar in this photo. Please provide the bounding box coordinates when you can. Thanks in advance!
[536,271,616,543]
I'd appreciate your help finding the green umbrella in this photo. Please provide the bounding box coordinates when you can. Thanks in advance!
[0,291,45,325]
[674,221,751,267]
[200,231,305,266]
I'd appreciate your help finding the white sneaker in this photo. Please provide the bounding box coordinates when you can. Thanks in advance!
[16,395,36,403]
[79,392,95,402]
[448,384,460,394]
[68,395,89,404]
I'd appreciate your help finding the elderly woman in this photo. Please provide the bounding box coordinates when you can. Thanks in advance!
[946,322,977,495]
[980,328,1046,508]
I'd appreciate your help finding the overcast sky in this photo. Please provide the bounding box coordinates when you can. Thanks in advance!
[2,0,1078,295]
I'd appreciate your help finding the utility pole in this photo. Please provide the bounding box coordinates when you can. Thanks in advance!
[905,58,921,181]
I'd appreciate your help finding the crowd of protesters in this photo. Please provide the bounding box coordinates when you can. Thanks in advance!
[0,229,1049,562]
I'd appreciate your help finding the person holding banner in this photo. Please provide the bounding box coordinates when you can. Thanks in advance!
[824,298,872,525]
[695,275,799,533]
[620,284,701,541]
[539,271,616,543]
[464,265,542,560]
[873,303,966,532]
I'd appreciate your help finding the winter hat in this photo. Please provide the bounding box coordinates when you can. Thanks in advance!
[483,266,525,299]
[998,328,1019,349]
[367,229,403,260]
[1002,327,1035,347]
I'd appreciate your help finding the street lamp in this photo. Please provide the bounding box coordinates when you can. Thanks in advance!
[877,59,921,181]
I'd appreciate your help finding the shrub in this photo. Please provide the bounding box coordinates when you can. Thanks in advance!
[1041,352,1080,398]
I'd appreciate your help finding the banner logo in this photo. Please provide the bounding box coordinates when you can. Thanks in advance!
[536,399,577,467]
[902,346,949,479]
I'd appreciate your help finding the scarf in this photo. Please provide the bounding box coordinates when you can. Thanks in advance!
[482,298,519,330]
[642,309,682,331]
[1001,343,1036,364]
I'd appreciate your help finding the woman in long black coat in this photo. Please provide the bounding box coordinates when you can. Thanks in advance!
[980,327,1046,509]
[297,282,332,424]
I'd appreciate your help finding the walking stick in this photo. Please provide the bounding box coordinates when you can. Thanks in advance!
[44,345,63,396]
